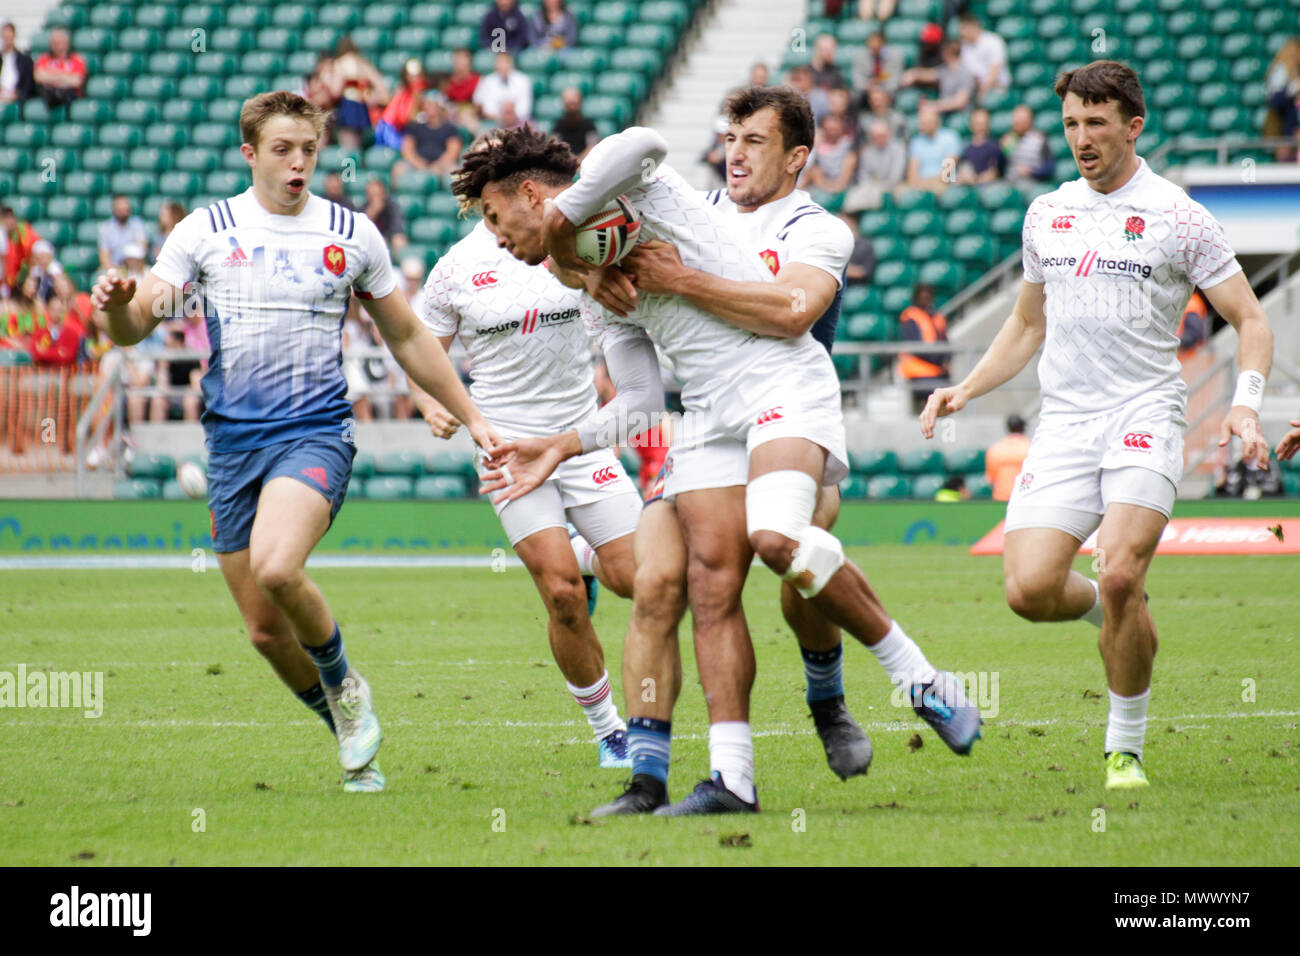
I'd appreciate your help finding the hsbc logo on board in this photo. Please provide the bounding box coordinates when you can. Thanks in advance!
[1050,215,1075,231]
[755,406,784,426]
[472,271,498,288]
[1122,432,1153,451]
[592,467,618,485]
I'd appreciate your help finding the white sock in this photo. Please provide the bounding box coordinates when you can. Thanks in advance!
[708,721,755,803]
[868,621,937,687]
[566,671,624,740]
[1105,688,1149,760]
[1082,577,1105,628]
[570,533,596,576]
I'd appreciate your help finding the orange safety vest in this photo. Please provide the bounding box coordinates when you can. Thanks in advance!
[899,306,948,380]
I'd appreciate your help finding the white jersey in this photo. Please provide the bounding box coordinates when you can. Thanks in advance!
[151,189,396,451]
[566,161,827,410]
[422,221,599,437]
[1022,157,1241,420]
[706,187,854,287]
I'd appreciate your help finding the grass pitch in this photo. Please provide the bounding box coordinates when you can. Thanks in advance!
[2,546,1296,866]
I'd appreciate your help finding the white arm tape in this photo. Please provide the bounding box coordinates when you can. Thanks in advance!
[1232,370,1265,412]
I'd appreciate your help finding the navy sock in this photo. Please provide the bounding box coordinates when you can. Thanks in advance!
[627,716,671,784]
[301,624,349,689]
[802,644,845,705]
[297,682,336,735]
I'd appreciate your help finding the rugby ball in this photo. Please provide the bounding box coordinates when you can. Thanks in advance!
[574,195,641,267]
[177,461,208,500]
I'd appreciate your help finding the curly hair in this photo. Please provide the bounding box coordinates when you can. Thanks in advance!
[450,126,580,215]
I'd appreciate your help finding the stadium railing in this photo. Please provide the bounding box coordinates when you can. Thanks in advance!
[1,361,98,474]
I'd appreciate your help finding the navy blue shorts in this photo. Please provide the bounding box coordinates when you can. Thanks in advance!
[207,434,355,553]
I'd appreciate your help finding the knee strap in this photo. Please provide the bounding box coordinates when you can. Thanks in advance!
[783,526,845,598]
[746,470,818,540]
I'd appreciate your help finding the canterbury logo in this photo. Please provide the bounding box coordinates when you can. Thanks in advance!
[592,467,618,485]
[1122,432,1153,450]
[1050,215,1075,230]
[472,271,498,288]
[755,406,784,425]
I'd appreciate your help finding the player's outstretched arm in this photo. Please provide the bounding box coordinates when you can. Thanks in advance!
[621,240,836,337]
[919,279,1046,439]
[405,333,462,439]
[1204,272,1274,469]
[363,289,501,454]
[91,268,178,346]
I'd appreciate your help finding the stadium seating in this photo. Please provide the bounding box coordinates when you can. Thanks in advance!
[6,0,708,289]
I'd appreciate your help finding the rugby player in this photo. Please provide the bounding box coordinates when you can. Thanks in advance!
[93,92,504,792]
[456,124,981,816]
[407,163,643,766]
[921,61,1274,790]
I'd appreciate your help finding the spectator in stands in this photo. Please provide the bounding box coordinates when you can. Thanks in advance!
[4,275,46,345]
[27,239,60,302]
[495,100,531,132]
[0,22,35,105]
[304,52,336,114]
[906,102,961,192]
[2,203,39,297]
[1178,291,1208,362]
[392,93,464,186]
[863,84,907,140]
[957,107,1004,185]
[150,201,186,263]
[52,273,92,332]
[958,12,1010,101]
[552,87,599,159]
[805,113,858,205]
[534,0,578,53]
[32,27,85,110]
[97,196,148,272]
[852,29,903,99]
[929,40,976,116]
[322,172,356,211]
[825,86,861,142]
[402,256,428,319]
[153,326,202,421]
[321,36,389,150]
[986,414,1031,501]
[701,115,728,187]
[341,300,377,421]
[1216,446,1283,499]
[845,118,907,211]
[809,34,846,91]
[935,474,970,502]
[1264,39,1300,160]
[898,282,950,402]
[857,0,897,21]
[179,298,210,359]
[473,52,533,124]
[480,0,534,55]
[28,290,80,367]
[445,48,480,110]
[749,62,769,88]
[787,65,830,124]
[1002,104,1055,185]
[839,212,876,285]
[363,177,407,255]
[900,22,945,96]
[375,58,430,150]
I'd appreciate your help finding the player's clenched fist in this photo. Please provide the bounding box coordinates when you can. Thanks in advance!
[919,385,969,439]
[90,269,137,312]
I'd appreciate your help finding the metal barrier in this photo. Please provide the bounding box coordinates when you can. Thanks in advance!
[0,362,99,474]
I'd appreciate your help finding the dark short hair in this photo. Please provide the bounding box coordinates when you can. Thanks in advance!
[450,126,579,212]
[724,85,815,152]
[1054,59,1145,120]
[959,12,981,26]
[0,204,13,218]
[1007,414,1026,434]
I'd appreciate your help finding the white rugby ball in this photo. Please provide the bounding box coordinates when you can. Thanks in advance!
[177,461,208,500]
[574,195,642,267]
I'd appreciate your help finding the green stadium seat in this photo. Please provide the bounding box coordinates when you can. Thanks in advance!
[966,475,993,499]
[206,171,250,195]
[348,28,385,54]
[44,6,87,30]
[195,52,241,77]
[110,172,158,197]
[136,5,180,30]
[1206,107,1247,135]
[89,5,131,29]
[610,48,662,78]
[900,210,941,237]
[378,450,426,477]
[241,52,286,77]
[439,25,476,50]
[207,99,244,126]
[132,76,178,101]
[593,2,637,26]
[989,208,1025,237]
[1185,61,1218,86]
[75,221,100,246]
[953,234,997,269]
[224,76,264,101]
[873,259,916,290]
[118,28,161,55]
[16,171,56,197]
[71,27,112,54]
[317,7,361,31]
[46,196,88,222]
[839,475,869,500]
[454,3,485,26]
[272,5,315,30]
[907,234,948,262]
[175,76,221,102]
[850,449,899,475]
[898,449,944,475]
[256,29,299,55]
[116,100,160,125]
[943,208,982,238]
[192,124,237,149]
[409,219,459,245]
[209,27,254,55]
[67,99,112,124]
[85,75,128,100]
[159,171,203,197]
[352,452,378,479]
[844,313,892,342]
[918,261,963,294]
[1197,84,1232,110]
[410,3,454,29]
[225,8,270,31]
[344,479,366,500]
[128,453,177,481]
[910,474,946,500]
[362,4,407,29]
[867,475,911,499]
[101,51,145,76]
[115,479,162,500]
[944,448,986,474]
[62,170,107,197]
[33,220,73,248]
[5,123,47,149]
[35,146,77,175]
[1175,35,1216,61]
[414,476,470,499]
[364,476,414,500]
[6,197,43,222]
[21,99,56,123]
[161,100,206,125]
[426,448,478,479]
[624,23,675,51]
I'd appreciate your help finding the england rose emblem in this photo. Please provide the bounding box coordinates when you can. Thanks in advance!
[1124,215,1145,241]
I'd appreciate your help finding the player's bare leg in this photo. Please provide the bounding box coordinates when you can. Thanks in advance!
[591,532,636,599]
[591,501,685,816]
[217,549,320,693]
[1004,528,1100,622]
[1094,503,1165,789]
[249,476,381,773]
[746,438,981,755]
[513,526,630,766]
